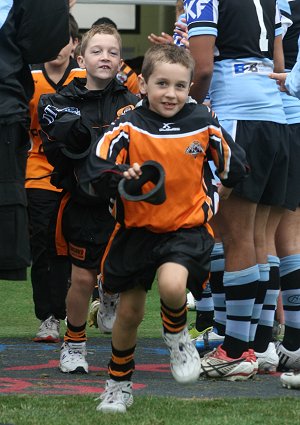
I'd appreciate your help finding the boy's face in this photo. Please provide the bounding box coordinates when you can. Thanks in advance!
[139,62,192,118]
[48,37,75,68]
[77,33,121,90]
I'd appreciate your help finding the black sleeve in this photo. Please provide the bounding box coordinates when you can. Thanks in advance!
[16,0,69,64]
[38,94,92,166]
[219,126,250,188]
[77,141,129,202]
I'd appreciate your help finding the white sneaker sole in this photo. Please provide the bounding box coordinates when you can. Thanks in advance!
[59,364,88,374]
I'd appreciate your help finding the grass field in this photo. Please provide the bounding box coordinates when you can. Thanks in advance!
[0,273,299,425]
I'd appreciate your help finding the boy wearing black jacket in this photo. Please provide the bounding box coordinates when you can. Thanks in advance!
[38,24,138,374]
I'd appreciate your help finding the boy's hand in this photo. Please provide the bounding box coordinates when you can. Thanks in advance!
[148,32,174,45]
[123,162,142,180]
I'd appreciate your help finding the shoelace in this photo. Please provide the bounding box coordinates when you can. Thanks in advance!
[100,389,123,403]
[65,345,86,359]
[42,317,58,330]
[170,336,196,364]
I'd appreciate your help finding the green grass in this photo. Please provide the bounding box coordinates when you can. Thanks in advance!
[0,274,194,339]
[0,395,298,425]
[0,272,299,425]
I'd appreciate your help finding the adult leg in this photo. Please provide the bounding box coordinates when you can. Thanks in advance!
[218,194,258,357]
[253,206,283,372]
[0,123,30,279]
[275,208,300,370]
[249,204,271,346]
[200,194,258,380]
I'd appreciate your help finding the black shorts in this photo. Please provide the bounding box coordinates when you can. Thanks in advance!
[102,225,214,300]
[283,123,300,210]
[61,198,115,270]
[231,121,289,206]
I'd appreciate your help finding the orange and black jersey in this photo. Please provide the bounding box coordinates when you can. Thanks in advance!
[26,59,86,191]
[116,62,140,95]
[87,99,248,233]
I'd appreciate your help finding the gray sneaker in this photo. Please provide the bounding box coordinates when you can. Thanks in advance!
[33,315,60,343]
[97,379,133,413]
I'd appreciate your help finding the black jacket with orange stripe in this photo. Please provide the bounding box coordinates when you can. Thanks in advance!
[38,77,138,203]
[84,98,248,232]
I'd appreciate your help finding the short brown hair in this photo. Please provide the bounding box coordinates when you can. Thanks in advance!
[80,24,122,56]
[141,44,194,83]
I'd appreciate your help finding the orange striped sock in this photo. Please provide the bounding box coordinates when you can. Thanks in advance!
[108,344,135,382]
[160,299,187,334]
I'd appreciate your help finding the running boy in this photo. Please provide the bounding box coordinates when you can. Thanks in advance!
[85,44,249,413]
[38,24,138,374]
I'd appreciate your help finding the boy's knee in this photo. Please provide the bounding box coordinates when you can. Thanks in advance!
[117,304,144,328]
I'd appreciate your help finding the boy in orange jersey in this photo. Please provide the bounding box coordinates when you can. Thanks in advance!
[26,17,85,343]
[83,44,249,413]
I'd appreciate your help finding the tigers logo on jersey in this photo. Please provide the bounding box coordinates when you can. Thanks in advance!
[116,105,135,117]
[185,141,205,158]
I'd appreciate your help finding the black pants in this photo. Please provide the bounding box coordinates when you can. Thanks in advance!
[0,123,31,280]
[27,188,70,320]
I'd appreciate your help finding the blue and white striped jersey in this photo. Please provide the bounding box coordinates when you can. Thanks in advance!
[184,0,287,122]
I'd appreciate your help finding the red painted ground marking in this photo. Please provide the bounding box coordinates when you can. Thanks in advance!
[0,378,146,395]
[136,364,170,373]
[5,361,170,373]
[4,360,59,371]
[0,378,33,393]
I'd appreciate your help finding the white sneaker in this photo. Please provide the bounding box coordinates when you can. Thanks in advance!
[186,292,196,310]
[276,342,300,370]
[255,342,279,373]
[33,315,60,343]
[97,277,119,333]
[59,341,88,374]
[96,379,133,413]
[162,327,202,384]
[280,371,300,389]
[201,345,256,381]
